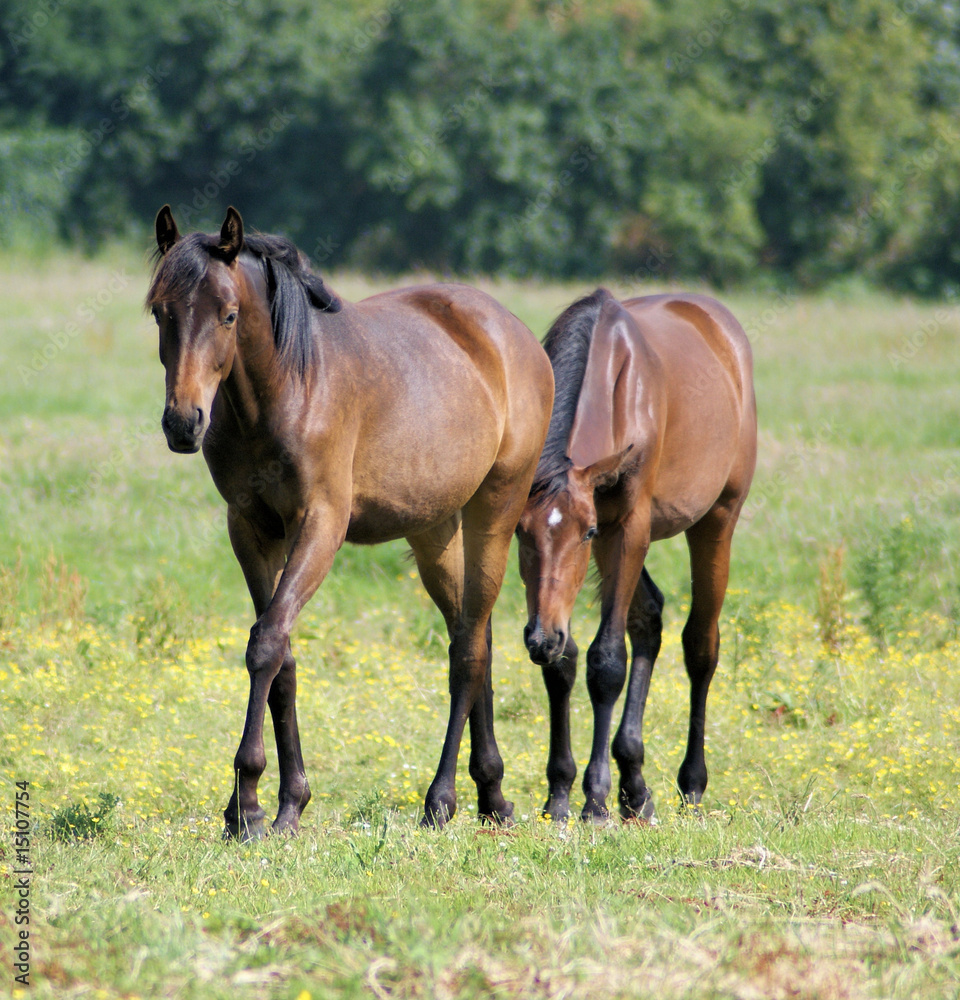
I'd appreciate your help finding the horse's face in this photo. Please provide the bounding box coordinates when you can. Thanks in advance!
[153,264,240,453]
[150,205,245,454]
[517,470,597,665]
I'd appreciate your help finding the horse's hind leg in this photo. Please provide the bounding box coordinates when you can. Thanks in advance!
[612,567,664,821]
[415,493,517,827]
[407,514,466,826]
[678,504,739,807]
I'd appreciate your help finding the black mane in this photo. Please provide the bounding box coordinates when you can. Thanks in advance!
[530,287,613,500]
[147,229,341,379]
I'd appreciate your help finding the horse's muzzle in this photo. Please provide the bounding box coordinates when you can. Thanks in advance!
[162,405,205,453]
[524,617,567,665]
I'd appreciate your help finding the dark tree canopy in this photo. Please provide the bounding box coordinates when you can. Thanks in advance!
[1,0,958,293]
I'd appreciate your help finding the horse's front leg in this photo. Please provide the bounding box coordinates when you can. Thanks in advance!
[224,504,344,841]
[581,517,649,822]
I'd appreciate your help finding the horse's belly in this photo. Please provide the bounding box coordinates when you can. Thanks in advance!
[346,421,501,544]
[649,493,719,540]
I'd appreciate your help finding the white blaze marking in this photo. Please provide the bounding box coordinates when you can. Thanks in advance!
[548,508,563,527]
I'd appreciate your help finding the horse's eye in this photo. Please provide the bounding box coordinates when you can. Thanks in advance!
[223,311,238,326]
[583,526,598,542]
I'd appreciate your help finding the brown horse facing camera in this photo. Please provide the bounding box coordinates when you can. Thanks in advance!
[516,289,757,823]
[147,206,553,838]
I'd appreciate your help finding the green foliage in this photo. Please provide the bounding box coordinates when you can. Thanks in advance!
[1,0,958,289]
[852,513,944,648]
[49,791,121,842]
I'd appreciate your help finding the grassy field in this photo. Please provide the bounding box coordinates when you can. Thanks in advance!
[1,250,959,998]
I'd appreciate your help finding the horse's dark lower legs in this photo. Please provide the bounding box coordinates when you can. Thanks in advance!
[582,629,628,820]
[408,512,512,828]
[540,635,578,820]
[612,567,664,820]
[423,619,504,826]
[224,505,336,840]
[224,619,287,840]
[677,509,737,807]
[268,648,311,832]
[581,525,649,822]
[468,620,513,823]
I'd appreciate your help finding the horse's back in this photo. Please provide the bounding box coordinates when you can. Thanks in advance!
[358,282,553,459]
[619,293,757,536]
[622,294,753,412]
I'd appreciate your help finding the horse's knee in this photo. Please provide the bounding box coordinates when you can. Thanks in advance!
[681,619,719,679]
[586,635,627,704]
[246,621,288,678]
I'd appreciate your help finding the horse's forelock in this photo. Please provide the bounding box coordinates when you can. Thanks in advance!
[146,232,218,306]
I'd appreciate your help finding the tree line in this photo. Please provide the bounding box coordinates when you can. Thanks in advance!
[1,0,958,293]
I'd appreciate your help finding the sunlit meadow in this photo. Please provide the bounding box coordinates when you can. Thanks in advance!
[1,253,959,998]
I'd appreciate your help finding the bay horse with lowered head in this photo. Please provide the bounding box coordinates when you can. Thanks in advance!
[147,206,553,837]
[516,289,756,822]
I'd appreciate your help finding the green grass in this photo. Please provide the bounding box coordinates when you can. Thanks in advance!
[2,253,960,998]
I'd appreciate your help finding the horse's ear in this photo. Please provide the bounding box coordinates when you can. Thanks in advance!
[155,205,180,256]
[216,206,244,264]
[305,274,342,313]
[586,445,634,488]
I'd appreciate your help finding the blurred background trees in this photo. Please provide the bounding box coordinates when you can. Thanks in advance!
[1,0,958,293]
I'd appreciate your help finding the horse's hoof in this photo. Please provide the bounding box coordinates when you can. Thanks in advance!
[480,807,514,828]
[542,798,571,823]
[620,793,656,824]
[421,796,455,829]
[271,819,301,837]
[223,809,268,842]
[479,796,514,827]
[581,804,611,825]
